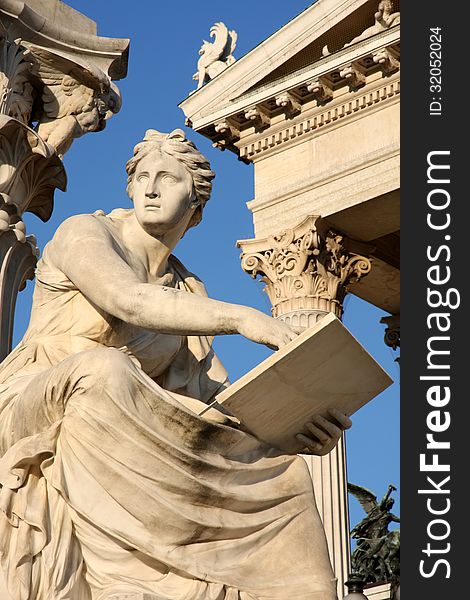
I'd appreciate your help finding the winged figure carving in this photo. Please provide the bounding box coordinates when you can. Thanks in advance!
[193,22,237,90]
[30,47,122,157]
[348,482,400,585]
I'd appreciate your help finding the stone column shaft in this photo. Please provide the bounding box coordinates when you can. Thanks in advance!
[238,214,372,597]
[303,439,350,598]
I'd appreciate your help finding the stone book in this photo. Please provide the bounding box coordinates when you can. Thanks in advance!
[205,313,393,454]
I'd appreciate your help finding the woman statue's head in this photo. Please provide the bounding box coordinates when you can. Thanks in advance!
[126,129,215,232]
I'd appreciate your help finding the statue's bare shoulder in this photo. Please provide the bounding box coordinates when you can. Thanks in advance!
[49,212,130,272]
[51,213,116,253]
[45,212,146,320]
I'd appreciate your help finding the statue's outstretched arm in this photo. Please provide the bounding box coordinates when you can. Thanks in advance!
[52,215,298,350]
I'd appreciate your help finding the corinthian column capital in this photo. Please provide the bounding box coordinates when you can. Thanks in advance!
[238,215,372,327]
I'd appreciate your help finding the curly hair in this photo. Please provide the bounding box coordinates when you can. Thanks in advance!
[126,129,215,229]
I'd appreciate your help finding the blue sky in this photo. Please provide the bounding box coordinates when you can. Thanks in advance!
[14,1,399,533]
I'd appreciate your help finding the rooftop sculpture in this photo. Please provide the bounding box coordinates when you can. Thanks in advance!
[193,22,237,90]
[323,0,400,56]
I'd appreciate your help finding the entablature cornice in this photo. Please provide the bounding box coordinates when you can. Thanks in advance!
[238,76,399,161]
[181,29,399,161]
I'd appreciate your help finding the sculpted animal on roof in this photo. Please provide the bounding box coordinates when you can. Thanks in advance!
[193,22,237,89]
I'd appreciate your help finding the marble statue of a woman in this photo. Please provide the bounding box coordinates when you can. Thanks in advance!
[0,129,351,600]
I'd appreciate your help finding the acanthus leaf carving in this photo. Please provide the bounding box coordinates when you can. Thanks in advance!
[275,92,301,118]
[0,28,35,124]
[339,64,366,90]
[0,115,66,235]
[213,118,241,150]
[244,105,270,131]
[238,216,372,324]
[0,229,38,361]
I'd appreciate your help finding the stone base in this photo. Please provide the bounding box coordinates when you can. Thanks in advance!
[364,583,392,599]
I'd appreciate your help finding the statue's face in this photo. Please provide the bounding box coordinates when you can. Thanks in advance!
[131,150,196,235]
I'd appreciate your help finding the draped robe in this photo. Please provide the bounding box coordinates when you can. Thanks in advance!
[0,212,337,600]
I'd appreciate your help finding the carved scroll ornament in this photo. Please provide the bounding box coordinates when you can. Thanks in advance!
[380,314,400,352]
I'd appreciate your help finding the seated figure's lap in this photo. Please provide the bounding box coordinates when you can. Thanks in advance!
[2,347,139,449]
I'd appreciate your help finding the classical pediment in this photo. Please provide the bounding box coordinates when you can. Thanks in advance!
[180,0,400,145]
